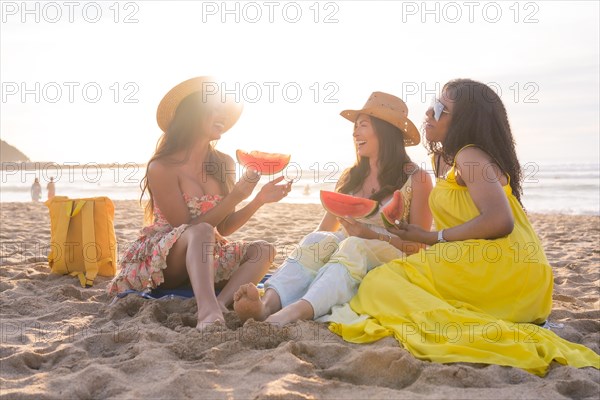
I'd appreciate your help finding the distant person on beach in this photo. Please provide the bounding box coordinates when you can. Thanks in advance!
[330,79,600,375]
[47,177,56,200]
[30,178,42,202]
[234,92,433,324]
[107,77,292,329]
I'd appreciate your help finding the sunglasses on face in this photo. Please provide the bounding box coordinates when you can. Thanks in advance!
[431,97,451,121]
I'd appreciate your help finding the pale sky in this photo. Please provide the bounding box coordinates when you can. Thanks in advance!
[1,0,599,169]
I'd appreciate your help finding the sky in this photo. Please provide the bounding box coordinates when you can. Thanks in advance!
[1,0,599,170]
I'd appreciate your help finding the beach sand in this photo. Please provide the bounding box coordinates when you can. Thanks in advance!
[1,200,599,399]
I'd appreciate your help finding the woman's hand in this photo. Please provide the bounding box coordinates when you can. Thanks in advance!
[337,216,378,239]
[214,228,228,246]
[231,169,261,202]
[386,221,436,245]
[217,174,291,236]
[255,176,292,205]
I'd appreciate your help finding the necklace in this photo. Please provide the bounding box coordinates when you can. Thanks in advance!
[361,175,379,197]
[360,186,377,197]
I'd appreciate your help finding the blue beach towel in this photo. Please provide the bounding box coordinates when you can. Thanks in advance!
[112,274,272,302]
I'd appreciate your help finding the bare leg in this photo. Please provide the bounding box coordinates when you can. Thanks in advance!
[265,299,314,325]
[233,286,283,323]
[217,241,274,309]
[163,223,223,329]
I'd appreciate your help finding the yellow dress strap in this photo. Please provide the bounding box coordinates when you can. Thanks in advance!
[446,144,477,182]
[452,144,479,167]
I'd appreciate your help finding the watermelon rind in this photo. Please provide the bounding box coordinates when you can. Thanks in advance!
[380,190,404,228]
[381,212,396,228]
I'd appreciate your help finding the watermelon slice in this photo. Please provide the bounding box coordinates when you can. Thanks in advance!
[380,190,404,228]
[236,150,291,175]
[320,190,378,218]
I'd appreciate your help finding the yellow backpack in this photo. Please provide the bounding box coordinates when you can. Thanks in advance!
[46,196,117,287]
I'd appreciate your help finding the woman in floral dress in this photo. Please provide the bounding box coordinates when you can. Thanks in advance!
[108,77,291,329]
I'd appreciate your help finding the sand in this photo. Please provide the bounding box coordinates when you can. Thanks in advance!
[1,200,599,399]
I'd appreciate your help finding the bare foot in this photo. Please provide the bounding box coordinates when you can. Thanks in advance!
[196,306,225,331]
[233,283,268,323]
[265,300,314,325]
[218,301,228,314]
[196,318,225,332]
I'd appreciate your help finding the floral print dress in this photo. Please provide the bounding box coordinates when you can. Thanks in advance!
[107,194,249,296]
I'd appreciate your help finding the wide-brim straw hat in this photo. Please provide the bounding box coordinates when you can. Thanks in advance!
[156,76,243,133]
[340,91,420,146]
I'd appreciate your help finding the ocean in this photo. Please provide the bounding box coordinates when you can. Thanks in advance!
[1,163,598,215]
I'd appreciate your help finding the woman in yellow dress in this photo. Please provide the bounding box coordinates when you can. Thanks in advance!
[331,79,599,376]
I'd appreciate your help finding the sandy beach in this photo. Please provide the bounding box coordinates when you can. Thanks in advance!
[1,200,598,399]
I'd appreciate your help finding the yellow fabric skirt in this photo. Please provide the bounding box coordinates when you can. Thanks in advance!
[330,240,600,376]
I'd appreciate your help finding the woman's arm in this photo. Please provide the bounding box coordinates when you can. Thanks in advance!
[148,160,249,228]
[217,176,290,235]
[217,156,292,235]
[440,147,514,241]
[387,168,433,254]
[148,161,195,227]
[217,197,262,236]
[390,147,514,245]
[315,211,341,232]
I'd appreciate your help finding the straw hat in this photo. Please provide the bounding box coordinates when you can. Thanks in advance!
[340,92,420,146]
[156,76,243,133]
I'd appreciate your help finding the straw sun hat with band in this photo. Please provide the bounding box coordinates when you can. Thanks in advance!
[340,92,420,146]
[156,76,244,133]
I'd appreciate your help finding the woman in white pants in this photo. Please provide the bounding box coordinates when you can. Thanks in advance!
[234,91,433,324]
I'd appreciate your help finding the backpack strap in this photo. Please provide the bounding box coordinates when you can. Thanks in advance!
[77,201,99,287]
[49,200,73,274]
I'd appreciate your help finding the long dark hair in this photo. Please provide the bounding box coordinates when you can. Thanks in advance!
[426,79,523,204]
[336,116,412,202]
[140,92,234,224]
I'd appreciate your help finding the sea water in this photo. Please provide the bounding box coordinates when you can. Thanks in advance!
[1,163,598,215]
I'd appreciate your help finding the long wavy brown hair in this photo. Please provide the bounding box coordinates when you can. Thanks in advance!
[427,79,523,204]
[336,116,412,203]
[140,92,234,224]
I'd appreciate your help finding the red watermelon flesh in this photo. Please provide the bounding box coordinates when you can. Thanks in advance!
[320,190,378,218]
[236,150,291,175]
[380,190,404,228]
